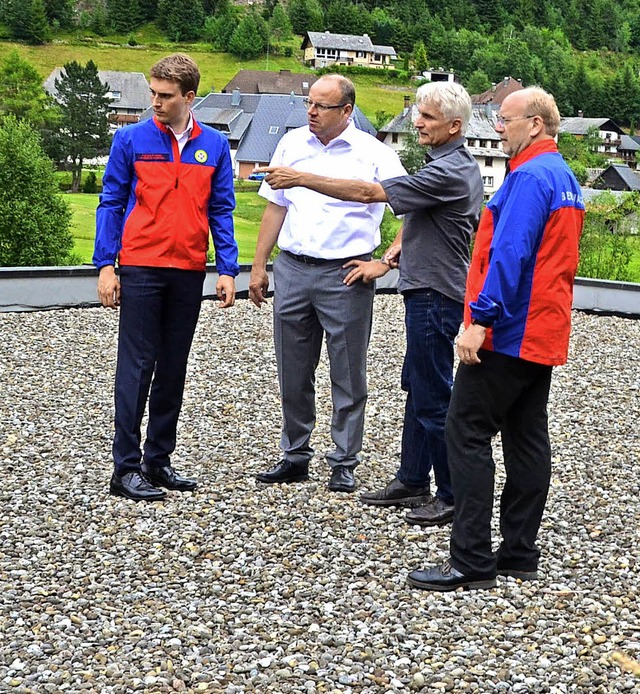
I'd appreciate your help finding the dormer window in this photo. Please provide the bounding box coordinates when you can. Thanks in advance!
[269,126,279,135]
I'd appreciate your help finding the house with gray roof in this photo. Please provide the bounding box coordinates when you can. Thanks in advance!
[141,91,376,179]
[44,68,150,129]
[559,116,624,157]
[593,163,640,191]
[222,70,317,96]
[302,31,396,69]
[618,134,640,169]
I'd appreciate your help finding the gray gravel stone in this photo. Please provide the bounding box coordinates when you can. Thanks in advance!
[0,297,639,693]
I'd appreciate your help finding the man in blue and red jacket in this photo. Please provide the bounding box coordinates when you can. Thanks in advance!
[408,87,585,591]
[94,53,238,501]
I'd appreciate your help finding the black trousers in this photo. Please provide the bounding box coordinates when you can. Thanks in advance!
[112,266,205,474]
[445,350,553,577]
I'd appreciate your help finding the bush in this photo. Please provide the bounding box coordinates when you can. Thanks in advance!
[0,116,74,266]
[578,192,634,281]
[83,171,98,193]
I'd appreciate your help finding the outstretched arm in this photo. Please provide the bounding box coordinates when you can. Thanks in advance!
[254,166,388,204]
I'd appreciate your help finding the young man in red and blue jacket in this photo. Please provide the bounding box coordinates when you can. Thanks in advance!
[94,54,238,501]
[408,87,585,590]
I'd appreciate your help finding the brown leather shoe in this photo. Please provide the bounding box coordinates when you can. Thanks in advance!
[405,497,454,526]
[360,477,431,507]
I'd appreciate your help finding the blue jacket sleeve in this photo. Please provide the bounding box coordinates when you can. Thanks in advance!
[470,171,551,324]
[93,129,132,268]
[208,138,239,277]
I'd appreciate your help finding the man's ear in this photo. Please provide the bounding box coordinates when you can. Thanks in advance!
[449,118,462,136]
[185,90,196,106]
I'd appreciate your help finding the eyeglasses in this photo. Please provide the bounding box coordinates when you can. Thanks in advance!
[302,97,348,111]
[496,114,536,126]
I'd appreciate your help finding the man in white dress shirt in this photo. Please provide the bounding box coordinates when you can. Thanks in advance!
[249,74,406,493]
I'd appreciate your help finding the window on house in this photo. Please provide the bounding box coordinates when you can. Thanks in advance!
[269,126,279,135]
[482,176,494,186]
[491,140,499,148]
[356,51,365,58]
[109,90,121,100]
[485,157,493,167]
[392,133,399,143]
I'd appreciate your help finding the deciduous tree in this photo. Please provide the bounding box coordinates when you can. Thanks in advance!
[0,116,74,267]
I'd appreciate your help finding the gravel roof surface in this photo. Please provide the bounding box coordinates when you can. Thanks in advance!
[1,296,639,693]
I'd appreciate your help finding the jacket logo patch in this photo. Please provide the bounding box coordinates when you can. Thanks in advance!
[136,153,170,162]
[195,149,208,163]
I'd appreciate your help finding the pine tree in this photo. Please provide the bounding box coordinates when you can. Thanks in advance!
[107,0,140,33]
[414,41,428,74]
[158,0,205,41]
[229,12,267,59]
[10,0,50,44]
[54,60,111,192]
[269,3,292,42]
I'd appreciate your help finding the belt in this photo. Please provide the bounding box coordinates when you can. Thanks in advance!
[282,250,370,265]
[282,250,341,265]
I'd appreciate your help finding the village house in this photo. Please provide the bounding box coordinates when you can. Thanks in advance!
[44,68,150,129]
[222,70,317,96]
[302,31,396,69]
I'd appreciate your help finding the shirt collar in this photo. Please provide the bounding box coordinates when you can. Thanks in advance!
[306,119,357,147]
[428,136,467,160]
[168,111,194,139]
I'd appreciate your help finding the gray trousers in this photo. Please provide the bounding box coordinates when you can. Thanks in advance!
[273,251,375,469]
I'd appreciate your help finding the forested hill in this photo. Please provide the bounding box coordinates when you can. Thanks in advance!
[2,0,640,125]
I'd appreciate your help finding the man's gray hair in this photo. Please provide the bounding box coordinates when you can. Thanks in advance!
[415,81,473,134]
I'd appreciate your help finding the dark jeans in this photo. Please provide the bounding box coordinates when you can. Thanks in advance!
[445,350,553,577]
[112,266,205,474]
[396,288,462,505]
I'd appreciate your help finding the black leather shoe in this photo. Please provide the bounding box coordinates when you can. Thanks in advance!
[328,465,356,493]
[141,464,197,491]
[360,477,431,507]
[497,567,539,580]
[256,460,309,484]
[407,559,497,592]
[405,497,454,526]
[110,471,167,501]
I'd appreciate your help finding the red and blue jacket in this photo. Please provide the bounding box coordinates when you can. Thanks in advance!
[465,139,585,366]
[94,116,239,276]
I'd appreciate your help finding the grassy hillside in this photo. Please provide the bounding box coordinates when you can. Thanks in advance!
[0,37,412,120]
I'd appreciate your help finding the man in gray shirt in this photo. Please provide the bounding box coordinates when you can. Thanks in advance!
[257,82,483,526]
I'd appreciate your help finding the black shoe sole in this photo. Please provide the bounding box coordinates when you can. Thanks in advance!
[328,483,356,493]
[360,493,431,508]
[498,569,538,580]
[405,514,454,527]
[407,575,497,591]
[255,474,309,484]
[143,477,198,492]
[109,485,166,502]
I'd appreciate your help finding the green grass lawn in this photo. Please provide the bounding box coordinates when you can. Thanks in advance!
[67,190,267,265]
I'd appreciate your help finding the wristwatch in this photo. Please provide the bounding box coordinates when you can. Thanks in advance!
[471,318,492,328]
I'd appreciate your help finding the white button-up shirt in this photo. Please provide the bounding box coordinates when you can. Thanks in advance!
[259,121,407,259]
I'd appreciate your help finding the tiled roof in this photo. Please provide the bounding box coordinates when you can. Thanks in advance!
[44,68,150,111]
